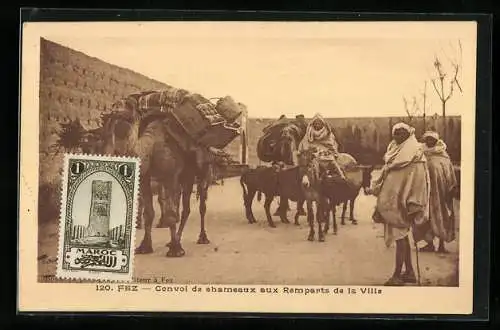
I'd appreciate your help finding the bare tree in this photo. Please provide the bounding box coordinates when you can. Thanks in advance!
[430,40,463,141]
[402,95,420,124]
[421,80,429,131]
[403,80,430,132]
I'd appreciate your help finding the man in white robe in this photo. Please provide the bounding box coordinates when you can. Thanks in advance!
[367,122,430,286]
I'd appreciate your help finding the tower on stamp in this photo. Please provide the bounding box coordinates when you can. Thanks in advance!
[85,180,113,244]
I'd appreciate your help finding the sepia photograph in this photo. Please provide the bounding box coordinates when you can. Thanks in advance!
[19,19,482,314]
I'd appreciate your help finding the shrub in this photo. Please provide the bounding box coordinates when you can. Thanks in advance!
[38,182,61,224]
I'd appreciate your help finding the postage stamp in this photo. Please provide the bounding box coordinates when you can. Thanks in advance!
[56,153,140,282]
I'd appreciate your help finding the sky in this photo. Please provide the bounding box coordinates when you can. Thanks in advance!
[37,21,477,118]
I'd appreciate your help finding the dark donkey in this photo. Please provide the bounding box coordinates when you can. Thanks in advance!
[240,150,326,242]
[257,119,307,218]
[296,148,327,242]
[320,164,374,235]
[240,163,307,228]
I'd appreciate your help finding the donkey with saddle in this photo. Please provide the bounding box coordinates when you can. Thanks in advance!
[242,114,374,240]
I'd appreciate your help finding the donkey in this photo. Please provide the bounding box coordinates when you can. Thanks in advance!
[240,163,306,228]
[297,149,327,242]
[322,165,375,234]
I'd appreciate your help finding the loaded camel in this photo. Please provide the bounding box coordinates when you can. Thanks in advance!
[93,108,219,257]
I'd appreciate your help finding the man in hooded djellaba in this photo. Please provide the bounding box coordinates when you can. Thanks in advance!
[366,122,431,286]
[297,113,347,181]
[416,130,458,253]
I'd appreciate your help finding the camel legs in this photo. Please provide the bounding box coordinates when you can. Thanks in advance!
[162,176,185,258]
[157,186,171,228]
[177,180,193,242]
[165,174,194,248]
[136,173,154,254]
[136,199,143,229]
[197,180,210,244]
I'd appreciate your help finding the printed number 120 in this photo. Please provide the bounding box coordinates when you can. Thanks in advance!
[96,284,112,291]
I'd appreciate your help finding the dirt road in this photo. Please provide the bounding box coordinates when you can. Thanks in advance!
[38,175,459,286]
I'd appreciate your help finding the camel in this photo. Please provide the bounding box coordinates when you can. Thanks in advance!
[97,111,215,257]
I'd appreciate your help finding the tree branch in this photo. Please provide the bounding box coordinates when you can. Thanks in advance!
[431,78,444,101]
[452,63,463,93]
[403,96,412,120]
[455,78,463,93]
[445,81,454,102]
[444,61,462,101]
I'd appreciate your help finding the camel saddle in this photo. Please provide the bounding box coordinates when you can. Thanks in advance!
[114,88,243,153]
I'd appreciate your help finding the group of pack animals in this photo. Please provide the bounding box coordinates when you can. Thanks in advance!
[73,92,374,256]
[241,121,374,243]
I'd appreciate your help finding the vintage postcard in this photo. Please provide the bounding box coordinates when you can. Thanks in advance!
[56,153,140,282]
[19,19,480,314]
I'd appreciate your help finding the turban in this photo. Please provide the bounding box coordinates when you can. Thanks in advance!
[391,122,415,136]
[422,130,440,141]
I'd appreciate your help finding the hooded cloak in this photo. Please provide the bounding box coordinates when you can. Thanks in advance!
[370,122,430,247]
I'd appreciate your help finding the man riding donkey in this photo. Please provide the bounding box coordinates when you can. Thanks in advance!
[260,113,351,214]
[297,113,348,182]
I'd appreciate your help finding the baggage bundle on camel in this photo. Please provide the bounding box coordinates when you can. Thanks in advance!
[256,118,307,165]
[113,87,243,152]
[214,95,244,123]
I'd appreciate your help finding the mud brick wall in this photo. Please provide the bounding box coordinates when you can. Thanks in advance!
[39,38,243,185]
[40,38,165,185]
[38,38,245,223]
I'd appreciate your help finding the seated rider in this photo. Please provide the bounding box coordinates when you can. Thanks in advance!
[297,113,347,181]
